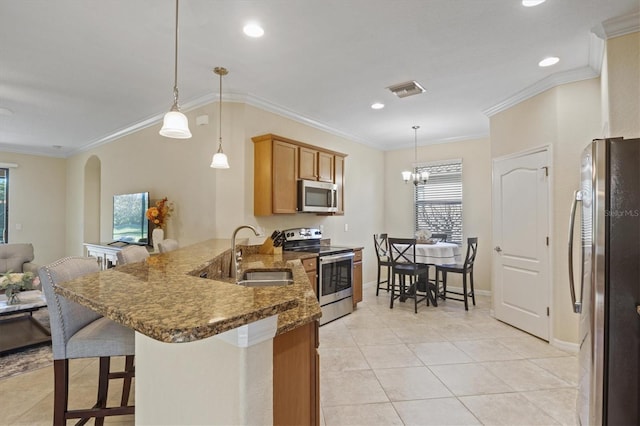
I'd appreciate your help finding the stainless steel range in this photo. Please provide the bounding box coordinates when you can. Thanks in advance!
[282,228,354,325]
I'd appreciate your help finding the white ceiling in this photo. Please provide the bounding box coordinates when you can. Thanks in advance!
[1,0,638,157]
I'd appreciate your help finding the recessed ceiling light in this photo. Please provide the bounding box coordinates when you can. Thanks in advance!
[243,22,264,38]
[522,0,546,7]
[538,56,560,67]
[371,102,385,110]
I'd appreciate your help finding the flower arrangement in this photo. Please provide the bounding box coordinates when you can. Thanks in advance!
[0,271,39,304]
[145,197,174,230]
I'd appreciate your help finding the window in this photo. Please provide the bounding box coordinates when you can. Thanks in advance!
[414,160,463,244]
[0,168,7,243]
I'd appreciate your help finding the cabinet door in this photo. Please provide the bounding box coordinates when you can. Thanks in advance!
[273,140,298,214]
[273,321,319,426]
[353,260,363,306]
[299,147,318,180]
[318,152,334,183]
[334,156,345,214]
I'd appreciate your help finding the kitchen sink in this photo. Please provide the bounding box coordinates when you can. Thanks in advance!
[237,269,294,287]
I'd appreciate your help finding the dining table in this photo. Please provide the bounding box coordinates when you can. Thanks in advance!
[413,241,462,266]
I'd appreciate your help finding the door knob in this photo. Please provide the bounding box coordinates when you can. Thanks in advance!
[494,246,502,253]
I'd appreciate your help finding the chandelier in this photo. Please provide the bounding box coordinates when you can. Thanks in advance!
[402,126,429,185]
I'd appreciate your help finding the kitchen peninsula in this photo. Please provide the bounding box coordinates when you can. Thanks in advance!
[54,239,322,425]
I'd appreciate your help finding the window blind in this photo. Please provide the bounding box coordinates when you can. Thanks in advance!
[414,160,463,243]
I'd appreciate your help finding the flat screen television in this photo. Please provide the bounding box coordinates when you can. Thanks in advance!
[112,192,149,245]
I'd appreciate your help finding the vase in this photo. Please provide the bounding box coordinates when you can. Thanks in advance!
[152,228,164,252]
[5,288,20,305]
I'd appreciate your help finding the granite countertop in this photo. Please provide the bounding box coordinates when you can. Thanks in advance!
[53,239,322,343]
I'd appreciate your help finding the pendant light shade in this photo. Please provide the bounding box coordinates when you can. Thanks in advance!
[402,125,429,186]
[160,109,191,139]
[160,0,192,139]
[210,66,230,169]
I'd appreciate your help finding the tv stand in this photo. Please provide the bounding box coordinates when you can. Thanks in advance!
[84,242,154,270]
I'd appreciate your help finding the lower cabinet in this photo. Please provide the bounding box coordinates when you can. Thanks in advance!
[273,320,320,426]
[353,249,363,307]
[301,257,318,297]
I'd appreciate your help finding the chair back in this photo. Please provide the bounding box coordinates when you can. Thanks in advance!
[373,233,389,261]
[158,239,179,253]
[38,257,101,360]
[387,238,418,265]
[116,245,150,265]
[431,233,448,242]
[463,237,479,268]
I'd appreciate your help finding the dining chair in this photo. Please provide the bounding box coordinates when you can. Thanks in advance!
[431,233,448,242]
[373,233,392,296]
[116,245,150,265]
[158,238,179,253]
[387,238,437,313]
[39,257,135,425]
[435,237,478,310]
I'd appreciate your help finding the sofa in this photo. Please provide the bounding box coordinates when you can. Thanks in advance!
[0,243,39,275]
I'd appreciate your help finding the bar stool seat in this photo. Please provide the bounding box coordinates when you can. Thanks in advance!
[39,256,135,426]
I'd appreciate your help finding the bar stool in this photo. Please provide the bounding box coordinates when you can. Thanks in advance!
[158,239,179,253]
[116,245,149,264]
[39,257,135,425]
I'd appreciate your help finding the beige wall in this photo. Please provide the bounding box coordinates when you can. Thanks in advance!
[605,31,640,138]
[490,78,602,344]
[383,137,492,292]
[0,152,67,264]
[65,101,385,284]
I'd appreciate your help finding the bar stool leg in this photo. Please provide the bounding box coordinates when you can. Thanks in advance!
[53,359,69,426]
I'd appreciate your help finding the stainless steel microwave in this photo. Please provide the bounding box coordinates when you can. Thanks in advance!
[297,179,337,213]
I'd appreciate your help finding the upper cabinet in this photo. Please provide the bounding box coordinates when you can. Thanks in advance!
[318,152,334,183]
[299,147,318,180]
[252,134,346,216]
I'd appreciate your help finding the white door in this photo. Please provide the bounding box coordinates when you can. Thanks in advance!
[493,148,550,340]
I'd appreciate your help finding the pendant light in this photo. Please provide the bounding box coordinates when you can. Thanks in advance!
[159,0,192,139]
[210,66,230,169]
[402,125,429,185]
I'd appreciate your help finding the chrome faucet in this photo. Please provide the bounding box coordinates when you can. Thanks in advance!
[230,225,260,279]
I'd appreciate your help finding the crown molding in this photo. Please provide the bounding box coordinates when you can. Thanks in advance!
[483,66,598,117]
[67,91,369,158]
[242,93,369,145]
[484,11,638,118]
[0,142,68,158]
[600,11,640,39]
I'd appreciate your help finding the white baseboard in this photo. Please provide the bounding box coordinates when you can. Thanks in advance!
[551,337,579,353]
[446,285,492,297]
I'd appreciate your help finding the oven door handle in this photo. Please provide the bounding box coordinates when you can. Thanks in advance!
[320,252,354,263]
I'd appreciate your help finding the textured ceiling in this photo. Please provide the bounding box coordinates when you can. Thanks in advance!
[1,0,638,157]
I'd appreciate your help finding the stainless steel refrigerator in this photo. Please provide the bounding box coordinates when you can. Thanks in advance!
[568,137,640,426]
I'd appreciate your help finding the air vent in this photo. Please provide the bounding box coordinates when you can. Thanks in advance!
[387,80,426,98]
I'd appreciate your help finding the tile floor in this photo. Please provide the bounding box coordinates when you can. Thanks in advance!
[319,284,578,426]
[0,283,578,425]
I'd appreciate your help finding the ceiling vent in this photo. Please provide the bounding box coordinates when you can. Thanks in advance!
[387,80,426,98]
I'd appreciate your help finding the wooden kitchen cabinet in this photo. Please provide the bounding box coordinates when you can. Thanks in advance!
[353,248,363,307]
[301,257,318,297]
[253,134,347,216]
[299,147,318,180]
[334,155,345,215]
[273,320,320,426]
[318,151,334,182]
[253,135,299,215]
